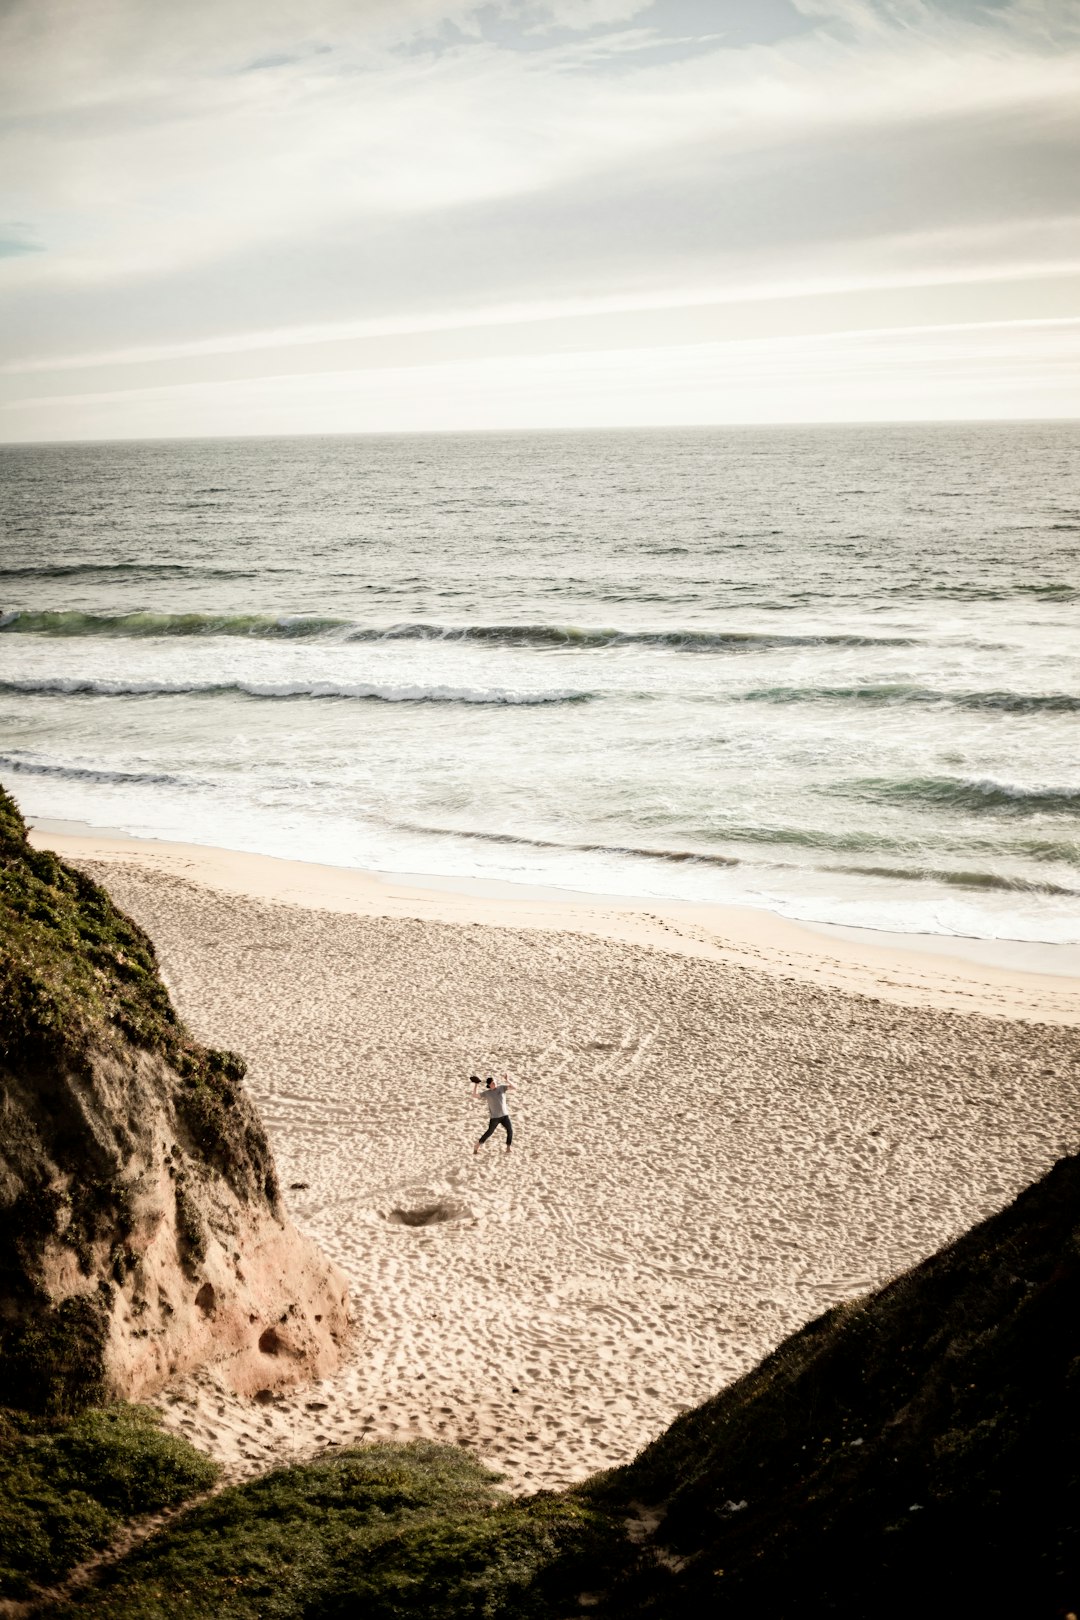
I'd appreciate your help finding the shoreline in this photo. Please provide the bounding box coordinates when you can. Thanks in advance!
[28,816,1080,1026]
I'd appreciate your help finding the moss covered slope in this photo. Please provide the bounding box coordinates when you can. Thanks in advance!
[0,786,348,1415]
[0,1405,218,1600]
[50,1442,628,1620]
[599,1147,1080,1617]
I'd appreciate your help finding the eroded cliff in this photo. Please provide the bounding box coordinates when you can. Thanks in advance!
[0,787,349,1414]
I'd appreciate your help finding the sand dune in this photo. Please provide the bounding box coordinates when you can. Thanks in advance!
[31,832,1080,1494]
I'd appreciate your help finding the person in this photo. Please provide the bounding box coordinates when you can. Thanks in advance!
[470,1072,514,1153]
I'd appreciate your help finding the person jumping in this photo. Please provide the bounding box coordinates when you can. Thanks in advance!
[471,1073,514,1153]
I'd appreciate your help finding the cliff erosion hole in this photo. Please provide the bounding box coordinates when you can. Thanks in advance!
[195,1282,216,1316]
[385,1199,470,1228]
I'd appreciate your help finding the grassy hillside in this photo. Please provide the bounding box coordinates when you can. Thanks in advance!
[600,1147,1080,1617]
[48,1442,629,1620]
[0,1405,217,1600]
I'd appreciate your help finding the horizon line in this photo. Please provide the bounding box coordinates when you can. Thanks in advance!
[3,414,1079,450]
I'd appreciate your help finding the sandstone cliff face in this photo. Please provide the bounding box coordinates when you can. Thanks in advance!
[0,787,349,1414]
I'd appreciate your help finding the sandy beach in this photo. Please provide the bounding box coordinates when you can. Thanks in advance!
[30,825,1080,1495]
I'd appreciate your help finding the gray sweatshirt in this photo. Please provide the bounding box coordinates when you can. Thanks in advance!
[480,1084,510,1119]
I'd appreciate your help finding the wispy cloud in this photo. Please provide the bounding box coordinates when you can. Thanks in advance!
[1,0,1077,435]
[8,316,1077,442]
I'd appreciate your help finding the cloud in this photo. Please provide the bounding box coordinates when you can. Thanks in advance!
[0,0,1077,435]
[0,226,41,259]
[7,316,1077,442]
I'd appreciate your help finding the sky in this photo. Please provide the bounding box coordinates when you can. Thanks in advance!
[1,0,1078,440]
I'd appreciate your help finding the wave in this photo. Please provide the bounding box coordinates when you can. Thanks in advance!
[717,822,1080,867]
[0,609,344,637]
[1016,837,1080,865]
[390,819,1080,899]
[1014,581,1078,597]
[0,676,590,706]
[0,564,269,582]
[743,684,1080,715]
[689,821,926,857]
[918,580,1080,602]
[825,862,1080,898]
[0,753,185,788]
[387,821,741,868]
[845,776,1080,816]
[348,623,919,651]
[0,609,918,650]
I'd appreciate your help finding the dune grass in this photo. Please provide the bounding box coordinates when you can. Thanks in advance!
[0,1405,218,1599]
[51,1440,628,1620]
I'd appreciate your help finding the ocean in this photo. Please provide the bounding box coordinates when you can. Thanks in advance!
[1,423,1078,946]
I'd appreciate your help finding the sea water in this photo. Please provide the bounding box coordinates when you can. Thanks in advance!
[1,423,1077,944]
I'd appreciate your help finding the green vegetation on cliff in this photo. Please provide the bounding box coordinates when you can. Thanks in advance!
[50,1442,626,1620]
[0,787,281,1417]
[0,1405,217,1599]
[0,789,182,1068]
[598,1147,1080,1617]
[0,788,272,1212]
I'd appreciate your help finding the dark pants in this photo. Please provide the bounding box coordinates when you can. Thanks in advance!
[479,1114,513,1146]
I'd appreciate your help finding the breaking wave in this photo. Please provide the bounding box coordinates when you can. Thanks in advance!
[387,820,1079,896]
[386,821,741,867]
[743,685,1080,714]
[845,776,1080,816]
[0,753,186,788]
[0,564,268,582]
[825,861,1080,897]
[0,609,344,637]
[0,609,918,650]
[0,676,590,706]
[343,623,918,651]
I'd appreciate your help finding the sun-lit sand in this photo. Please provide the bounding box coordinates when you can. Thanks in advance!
[31,827,1080,1494]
